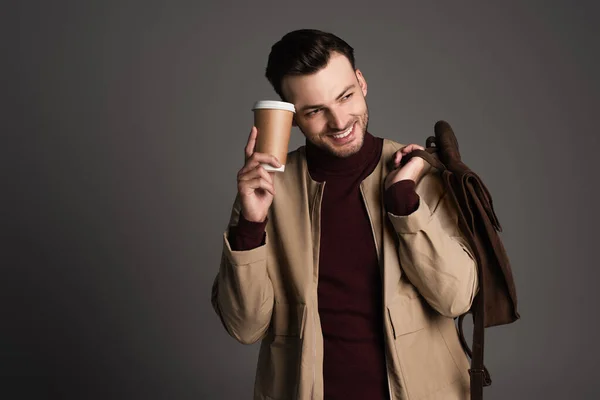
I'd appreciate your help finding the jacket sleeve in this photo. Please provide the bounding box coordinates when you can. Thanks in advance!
[211,196,274,344]
[386,173,478,318]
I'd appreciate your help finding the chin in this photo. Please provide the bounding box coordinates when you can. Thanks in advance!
[329,135,364,158]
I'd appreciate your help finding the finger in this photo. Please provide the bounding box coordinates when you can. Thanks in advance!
[394,150,403,167]
[238,165,262,181]
[239,153,281,175]
[239,164,274,186]
[244,127,258,160]
[249,152,281,169]
[401,144,425,154]
[242,177,276,197]
[258,165,274,186]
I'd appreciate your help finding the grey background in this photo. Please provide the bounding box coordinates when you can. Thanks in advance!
[3,0,599,399]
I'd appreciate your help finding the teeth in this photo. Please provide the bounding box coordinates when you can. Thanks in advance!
[333,125,353,139]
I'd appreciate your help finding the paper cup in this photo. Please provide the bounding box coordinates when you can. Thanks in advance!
[252,100,295,172]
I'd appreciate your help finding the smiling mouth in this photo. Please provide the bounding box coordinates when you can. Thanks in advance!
[329,122,355,140]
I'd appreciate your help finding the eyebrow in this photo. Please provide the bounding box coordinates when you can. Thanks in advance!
[298,84,356,113]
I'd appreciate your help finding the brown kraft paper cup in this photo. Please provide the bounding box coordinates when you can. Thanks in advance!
[252,100,295,172]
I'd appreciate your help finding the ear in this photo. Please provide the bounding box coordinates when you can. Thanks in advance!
[355,69,368,97]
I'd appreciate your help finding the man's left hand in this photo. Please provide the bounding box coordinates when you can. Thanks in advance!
[384,144,431,190]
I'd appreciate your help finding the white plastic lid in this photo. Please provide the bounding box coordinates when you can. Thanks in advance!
[252,100,296,113]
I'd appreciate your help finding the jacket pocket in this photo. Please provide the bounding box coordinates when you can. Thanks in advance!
[387,297,462,400]
[257,303,306,400]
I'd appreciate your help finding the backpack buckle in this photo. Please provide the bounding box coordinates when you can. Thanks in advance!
[469,368,492,387]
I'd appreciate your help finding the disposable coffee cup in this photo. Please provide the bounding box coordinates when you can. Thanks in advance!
[252,100,296,172]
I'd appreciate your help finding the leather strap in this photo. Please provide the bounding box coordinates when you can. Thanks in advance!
[403,136,492,400]
[399,141,445,172]
[469,293,492,400]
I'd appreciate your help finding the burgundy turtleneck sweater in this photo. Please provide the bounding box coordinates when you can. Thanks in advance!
[229,132,419,400]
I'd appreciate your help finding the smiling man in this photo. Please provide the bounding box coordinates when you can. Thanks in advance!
[283,54,369,158]
[212,29,478,400]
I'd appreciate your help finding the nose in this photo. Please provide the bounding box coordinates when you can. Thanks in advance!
[326,108,347,132]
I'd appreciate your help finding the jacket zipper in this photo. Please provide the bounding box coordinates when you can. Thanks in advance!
[310,183,325,400]
[311,302,317,399]
[359,184,394,400]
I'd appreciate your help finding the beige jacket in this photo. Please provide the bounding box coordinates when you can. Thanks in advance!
[211,138,478,400]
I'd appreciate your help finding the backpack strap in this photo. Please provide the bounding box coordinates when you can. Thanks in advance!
[400,134,492,400]
[398,137,445,171]
[469,295,492,400]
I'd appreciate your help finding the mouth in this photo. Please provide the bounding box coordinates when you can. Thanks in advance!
[328,122,356,145]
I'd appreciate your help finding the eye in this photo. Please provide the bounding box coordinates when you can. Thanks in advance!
[341,93,353,101]
[306,109,321,117]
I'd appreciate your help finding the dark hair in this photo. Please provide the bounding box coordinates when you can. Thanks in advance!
[265,29,356,101]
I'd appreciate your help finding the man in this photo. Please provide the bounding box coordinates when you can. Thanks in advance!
[211,29,478,400]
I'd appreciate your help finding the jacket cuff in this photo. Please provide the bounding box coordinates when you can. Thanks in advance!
[223,231,267,266]
[228,213,267,251]
[387,192,432,234]
[384,179,420,216]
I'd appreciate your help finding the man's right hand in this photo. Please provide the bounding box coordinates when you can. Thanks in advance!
[237,126,281,223]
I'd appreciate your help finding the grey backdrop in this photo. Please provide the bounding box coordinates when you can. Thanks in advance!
[3,0,599,399]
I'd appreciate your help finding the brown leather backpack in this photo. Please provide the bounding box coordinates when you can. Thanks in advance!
[402,121,520,400]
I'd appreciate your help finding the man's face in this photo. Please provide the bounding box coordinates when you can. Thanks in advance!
[281,52,369,158]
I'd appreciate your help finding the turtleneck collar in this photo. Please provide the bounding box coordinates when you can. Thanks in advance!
[306,131,382,179]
